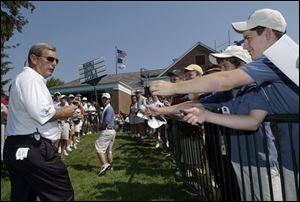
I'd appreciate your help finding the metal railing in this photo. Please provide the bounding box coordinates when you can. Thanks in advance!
[167,114,299,201]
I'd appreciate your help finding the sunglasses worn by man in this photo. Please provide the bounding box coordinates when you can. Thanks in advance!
[36,55,59,64]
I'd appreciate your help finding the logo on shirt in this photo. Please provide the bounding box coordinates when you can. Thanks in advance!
[43,105,52,116]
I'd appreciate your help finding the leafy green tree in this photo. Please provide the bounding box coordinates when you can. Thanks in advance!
[1,1,35,93]
[47,77,65,88]
[1,53,13,92]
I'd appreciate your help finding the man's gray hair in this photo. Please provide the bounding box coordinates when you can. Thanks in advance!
[27,43,56,65]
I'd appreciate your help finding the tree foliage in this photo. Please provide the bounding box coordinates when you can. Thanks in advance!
[47,77,65,88]
[1,53,13,91]
[1,1,35,93]
[1,1,35,49]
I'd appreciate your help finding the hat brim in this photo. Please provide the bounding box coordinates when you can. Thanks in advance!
[184,67,194,71]
[232,21,256,33]
[209,53,234,64]
[209,55,218,65]
[184,67,203,75]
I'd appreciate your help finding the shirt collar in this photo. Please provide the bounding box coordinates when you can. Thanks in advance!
[24,66,47,84]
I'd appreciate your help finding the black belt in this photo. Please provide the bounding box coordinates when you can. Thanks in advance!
[6,134,52,144]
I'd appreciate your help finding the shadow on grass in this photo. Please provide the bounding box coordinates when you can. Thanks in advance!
[114,140,154,150]
[67,163,99,172]
[92,181,198,201]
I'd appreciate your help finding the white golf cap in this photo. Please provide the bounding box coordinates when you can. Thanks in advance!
[101,93,111,99]
[59,94,67,99]
[209,45,252,65]
[82,97,87,101]
[232,8,286,33]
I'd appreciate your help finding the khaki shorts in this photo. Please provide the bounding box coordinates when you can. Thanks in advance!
[95,129,116,153]
[59,122,70,140]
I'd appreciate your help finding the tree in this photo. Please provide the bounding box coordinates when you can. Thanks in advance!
[1,53,13,92]
[1,1,35,93]
[47,77,65,88]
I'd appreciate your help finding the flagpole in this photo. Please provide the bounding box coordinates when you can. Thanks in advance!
[115,46,118,75]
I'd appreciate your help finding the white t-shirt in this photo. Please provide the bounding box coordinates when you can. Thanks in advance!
[6,67,58,140]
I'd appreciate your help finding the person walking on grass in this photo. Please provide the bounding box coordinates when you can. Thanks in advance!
[95,93,116,176]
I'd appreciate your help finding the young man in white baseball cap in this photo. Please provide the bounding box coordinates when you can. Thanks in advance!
[95,93,116,176]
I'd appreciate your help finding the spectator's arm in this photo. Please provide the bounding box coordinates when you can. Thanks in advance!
[183,107,267,131]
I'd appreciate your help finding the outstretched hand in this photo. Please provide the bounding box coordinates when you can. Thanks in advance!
[181,105,206,126]
[144,104,160,117]
[149,80,175,96]
[67,105,78,118]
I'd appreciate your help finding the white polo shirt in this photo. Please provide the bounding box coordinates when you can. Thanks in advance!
[6,67,59,140]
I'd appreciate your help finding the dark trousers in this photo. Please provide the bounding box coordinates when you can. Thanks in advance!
[3,135,74,201]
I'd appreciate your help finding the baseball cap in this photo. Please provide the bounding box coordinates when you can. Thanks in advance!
[82,97,87,101]
[54,92,61,96]
[68,94,75,98]
[184,64,203,75]
[59,94,67,99]
[102,93,111,99]
[232,8,286,33]
[209,45,252,65]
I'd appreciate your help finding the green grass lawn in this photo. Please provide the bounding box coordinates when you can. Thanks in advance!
[1,131,198,201]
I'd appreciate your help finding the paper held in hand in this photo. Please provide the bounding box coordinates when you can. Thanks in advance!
[147,116,167,129]
[263,34,299,86]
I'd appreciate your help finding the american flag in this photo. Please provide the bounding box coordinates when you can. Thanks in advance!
[117,49,127,58]
[117,58,123,63]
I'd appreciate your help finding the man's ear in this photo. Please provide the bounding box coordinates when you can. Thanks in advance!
[29,54,38,65]
[264,27,275,41]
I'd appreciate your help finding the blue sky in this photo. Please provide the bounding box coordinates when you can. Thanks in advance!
[3,1,299,90]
